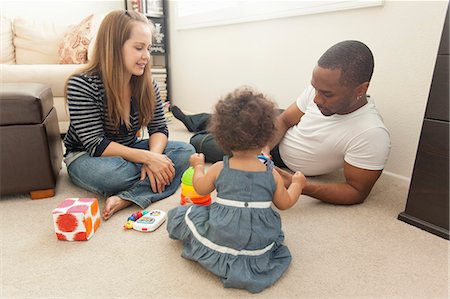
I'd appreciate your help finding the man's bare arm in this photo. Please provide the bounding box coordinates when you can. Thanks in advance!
[302,162,382,204]
[266,102,305,150]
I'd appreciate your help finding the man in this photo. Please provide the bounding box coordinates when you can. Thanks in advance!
[265,40,390,204]
[173,40,391,205]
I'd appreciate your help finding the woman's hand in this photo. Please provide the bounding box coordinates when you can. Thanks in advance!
[140,152,175,193]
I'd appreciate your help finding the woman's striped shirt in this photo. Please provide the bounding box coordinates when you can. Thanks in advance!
[63,73,168,157]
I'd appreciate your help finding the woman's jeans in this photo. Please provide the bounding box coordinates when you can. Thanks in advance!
[66,140,195,208]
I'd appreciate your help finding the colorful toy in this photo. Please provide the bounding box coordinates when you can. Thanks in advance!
[257,154,272,165]
[123,209,167,232]
[52,198,101,241]
[180,166,211,206]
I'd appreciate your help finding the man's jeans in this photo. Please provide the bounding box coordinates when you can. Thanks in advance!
[67,140,195,208]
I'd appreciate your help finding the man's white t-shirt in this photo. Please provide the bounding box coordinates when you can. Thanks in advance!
[279,85,391,176]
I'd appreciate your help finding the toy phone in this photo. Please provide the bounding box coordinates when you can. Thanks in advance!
[132,209,167,232]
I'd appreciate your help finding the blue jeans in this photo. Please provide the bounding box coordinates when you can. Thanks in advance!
[66,140,195,208]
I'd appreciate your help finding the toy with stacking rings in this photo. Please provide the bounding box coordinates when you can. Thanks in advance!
[180,167,211,206]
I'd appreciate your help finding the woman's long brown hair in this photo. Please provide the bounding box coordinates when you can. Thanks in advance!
[66,10,155,129]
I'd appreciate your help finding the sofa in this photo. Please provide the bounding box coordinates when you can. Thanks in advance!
[0,15,100,133]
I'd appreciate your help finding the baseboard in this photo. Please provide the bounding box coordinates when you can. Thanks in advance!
[382,170,411,186]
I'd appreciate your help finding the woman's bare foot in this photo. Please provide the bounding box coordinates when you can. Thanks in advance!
[102,196,132,220]
[274,166,293,188]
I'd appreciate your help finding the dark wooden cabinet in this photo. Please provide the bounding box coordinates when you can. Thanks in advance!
[425,55,449,122]
[398,6,449,240]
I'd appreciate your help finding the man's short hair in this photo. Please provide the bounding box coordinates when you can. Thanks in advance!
[318,40,374,86]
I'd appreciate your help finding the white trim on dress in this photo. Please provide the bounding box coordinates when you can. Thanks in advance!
[184,206,274,256]
[214,197,272,208]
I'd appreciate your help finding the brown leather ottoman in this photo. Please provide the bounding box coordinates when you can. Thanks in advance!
[0,83,63,199]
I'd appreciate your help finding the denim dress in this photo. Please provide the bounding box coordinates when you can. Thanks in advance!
[167,156,291,293]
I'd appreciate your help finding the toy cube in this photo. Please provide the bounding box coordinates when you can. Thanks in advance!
[52,198,101,241]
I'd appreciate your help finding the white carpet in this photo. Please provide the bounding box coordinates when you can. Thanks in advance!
[0,119,448,299]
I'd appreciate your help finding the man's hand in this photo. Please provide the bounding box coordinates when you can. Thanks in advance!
[261,146,271,158]
[274,166,294,188]
[291,171,306,188]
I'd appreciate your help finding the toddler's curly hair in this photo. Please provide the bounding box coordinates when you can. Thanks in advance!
[208,86,276,153]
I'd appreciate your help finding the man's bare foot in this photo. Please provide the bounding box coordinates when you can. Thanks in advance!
[102,196,132,220]
[274,166,293,188]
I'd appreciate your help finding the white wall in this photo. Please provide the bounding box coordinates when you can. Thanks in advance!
[0,0,124,24]
[168,0,449,180]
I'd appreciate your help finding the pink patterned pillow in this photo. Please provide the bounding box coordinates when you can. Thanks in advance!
[58,14,94,64]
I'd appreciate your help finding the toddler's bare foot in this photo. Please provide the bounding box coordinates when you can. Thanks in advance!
[274,166,293,188]
[102,196,132,220]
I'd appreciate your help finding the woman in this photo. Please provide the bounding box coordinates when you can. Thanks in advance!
[63,10,195,220]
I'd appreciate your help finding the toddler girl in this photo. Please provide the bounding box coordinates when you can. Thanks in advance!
[167,87,305,293]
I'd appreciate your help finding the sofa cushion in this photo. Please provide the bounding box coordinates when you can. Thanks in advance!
[1,17,15,64]
[87,13,107,62]
[13,18,68,64]
[0,63,82,97]
[58,14,95,64]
